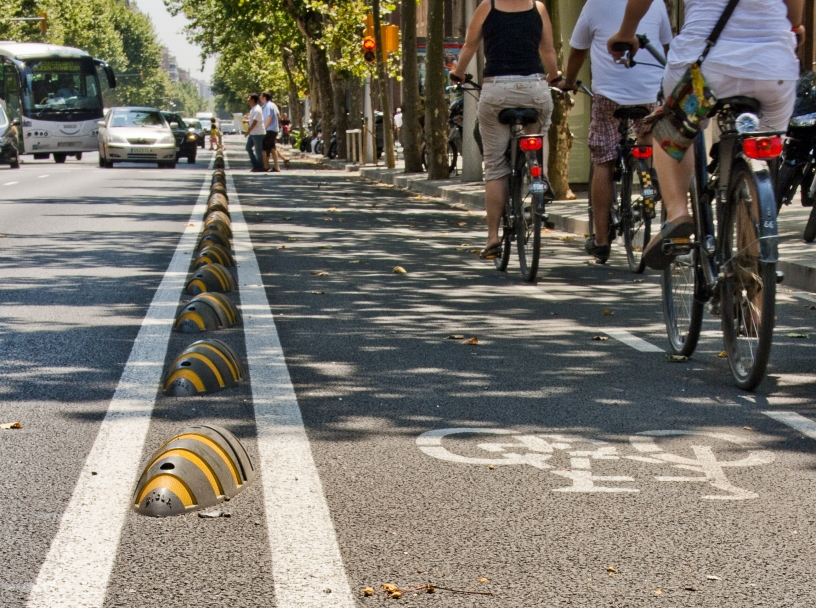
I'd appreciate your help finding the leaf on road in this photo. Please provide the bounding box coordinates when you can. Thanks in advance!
[603,310,614,316]
[463,337,478,345]
[382,584,399,594]
[654,589,664,595]
[288,237,299,241]
[706,575,721,581]
[198,510,229,518]
[717,351,727,358]
[327,207,338,212]
[488,465,495,470]
[283,217,292,220]
[310,291,326,295]
[1,422,22,430]
[559,236,574,242]
[448,334,465,340]
[279,245,286,249]
[477,578,488,583]
[362,587,375,596]
[743,426,753,431]
[458,222,467,226]
[393,266,407,274]
[633,279,645,283]
[318,245,333,249]
[349,260,360,263]
[592,336,608,341]
[310,271,329,276]
[786,332,809,339]
[470,249,482,254]
[666,355,688,362]
[606,566,617,573]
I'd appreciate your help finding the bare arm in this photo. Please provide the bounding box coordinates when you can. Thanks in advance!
[450,1,490,82]
[536,1,561,82]
[607,0,654,59]
[786,0,804,27]
[563,48,589,87]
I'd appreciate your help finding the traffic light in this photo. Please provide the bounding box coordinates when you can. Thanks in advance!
[39,11,47,34]
[363,37,376,63]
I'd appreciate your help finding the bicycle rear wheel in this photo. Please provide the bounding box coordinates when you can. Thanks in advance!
[494,207,513,271]
[721,161,776,391]
[661,184,704,356]
[621,158,653,273]
[514,152,541,282]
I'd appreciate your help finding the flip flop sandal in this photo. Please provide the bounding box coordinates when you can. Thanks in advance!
[479,244,503,259]
[642,216,694,270]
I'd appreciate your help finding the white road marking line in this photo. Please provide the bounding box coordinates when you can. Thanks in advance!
[762,411,816,441]
[4,181,18,185]
[38,174,49,178]
[602,328,664,353]
[26,155,214,608]
[224,153,356,607]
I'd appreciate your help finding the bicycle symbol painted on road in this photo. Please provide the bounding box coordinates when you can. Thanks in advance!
[416,428,774,500]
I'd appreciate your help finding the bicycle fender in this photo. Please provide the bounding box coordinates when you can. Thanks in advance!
[754,168,779,264]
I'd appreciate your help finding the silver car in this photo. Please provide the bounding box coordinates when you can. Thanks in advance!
[97,107,178,168]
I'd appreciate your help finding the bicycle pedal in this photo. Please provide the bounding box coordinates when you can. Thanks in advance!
[662,237,692,256]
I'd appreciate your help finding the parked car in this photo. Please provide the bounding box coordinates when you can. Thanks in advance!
[184,118,206,148]
[0,105,20,169]
[162,112,197,164]
[97,107,177,168]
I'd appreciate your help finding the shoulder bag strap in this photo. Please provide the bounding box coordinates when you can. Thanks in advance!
[699,0,741,62]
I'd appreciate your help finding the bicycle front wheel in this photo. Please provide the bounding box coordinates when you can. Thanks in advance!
[661,184,704,356]
[621,158,653,273]
[721,161,776,391]
[514,152,541,282]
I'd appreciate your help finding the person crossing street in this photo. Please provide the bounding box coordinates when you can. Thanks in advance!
[244,93,266,173]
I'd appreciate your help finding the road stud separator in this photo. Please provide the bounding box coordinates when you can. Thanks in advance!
[206,194,230,218]
[205,210,232,237]
[194,243,235,268]
[214,155,225,170]
[174,293,241,333]
[185,263,237,295]
[211,168,226,186]
[162,338,244,396]
[132,424,255,517]
[209,181,228,200]
[198,227,232,251]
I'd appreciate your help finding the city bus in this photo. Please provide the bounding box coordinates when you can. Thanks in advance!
[0,42,116,163]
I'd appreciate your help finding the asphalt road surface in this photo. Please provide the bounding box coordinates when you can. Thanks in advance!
[1,142,815,607]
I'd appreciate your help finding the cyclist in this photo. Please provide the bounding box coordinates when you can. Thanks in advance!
[559,0,672,264]
[450,0,561,259]
[608,0,802,270]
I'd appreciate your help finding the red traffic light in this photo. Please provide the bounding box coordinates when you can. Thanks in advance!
[363,36,376,63]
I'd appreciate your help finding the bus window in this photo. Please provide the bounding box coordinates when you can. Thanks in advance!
[95,64,116,108]
[4,64,21,122]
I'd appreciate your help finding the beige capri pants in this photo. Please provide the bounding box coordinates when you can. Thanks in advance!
[478,74,554,181]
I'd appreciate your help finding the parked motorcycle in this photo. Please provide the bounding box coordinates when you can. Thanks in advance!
[328,130,338,159]
[776,72,816,241]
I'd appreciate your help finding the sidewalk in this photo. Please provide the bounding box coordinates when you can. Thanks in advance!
[306,151,816,293]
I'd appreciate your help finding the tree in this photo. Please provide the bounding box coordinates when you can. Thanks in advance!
[372,0,395,168]
[400,0,422,172]
[425,0,448,180]
[546,0,576,200]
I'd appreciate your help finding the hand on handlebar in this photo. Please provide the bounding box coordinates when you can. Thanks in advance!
[449,72,464,85]
[607,31,639,62]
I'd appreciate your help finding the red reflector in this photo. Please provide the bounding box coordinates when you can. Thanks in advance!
[530,165,542,178]
[632,145,652,159]
[363,37,376,51]
[743,136,783,159]
[519,137,543,151]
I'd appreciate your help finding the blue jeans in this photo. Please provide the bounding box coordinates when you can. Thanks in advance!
[245,134,264,169]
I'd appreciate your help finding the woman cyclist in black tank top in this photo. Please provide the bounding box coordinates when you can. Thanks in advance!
[451,0,562,258]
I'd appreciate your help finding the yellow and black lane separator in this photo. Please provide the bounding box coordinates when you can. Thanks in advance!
[211,168,226,186]
[194,243,235,268]
[205,210,232,238]
[132,424,255,517]
[185,263,237,295]
[209,180,228,200]
[207,192,230,218]
[197,226,232,251]
[162,338,244,396]
[214,155,225,170]
[174,292,241,333]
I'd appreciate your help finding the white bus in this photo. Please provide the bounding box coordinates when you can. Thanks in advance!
[0,42,116,163]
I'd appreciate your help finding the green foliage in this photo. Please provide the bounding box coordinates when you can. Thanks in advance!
[168,79,205,115]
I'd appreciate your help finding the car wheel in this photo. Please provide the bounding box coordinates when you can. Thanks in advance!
[188,154,196,164]
[75,153,82,161]
[168,162,176,169]
[53,153,67,163]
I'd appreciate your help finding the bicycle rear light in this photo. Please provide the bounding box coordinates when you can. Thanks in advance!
[519,137,543,151]
[632,145,653,159]
[743,136,783,159]
[530,165,542,178]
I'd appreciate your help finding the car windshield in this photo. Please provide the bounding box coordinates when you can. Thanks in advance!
[0,106,7,128]
[22,58,103,120]
[186,119,201,129]
[163,114,185,129]
[109,109,166,128]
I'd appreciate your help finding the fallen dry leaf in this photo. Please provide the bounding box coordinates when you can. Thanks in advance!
[283,217,292,220]
[666,355,688,362]
[463,337,478,345]
[743,426,753,431]
[717,351,727,358]
[327,207,338,212]
[288,237,299,241]
[393,266,407,274]
[488,465,495,470]
[363,587,375,596]
[458,222,467,226]
[1,422,22,430]
[603,310,614,316]
[606,566,617,573]
[559,236,575,242]
[310,271,329,276]
[592,336,609,341]
[477,578,488,583]
[382,584,399,593]
[318,245,333,249]
[448,334,465,340]
[390,592,402,598]
[633,279,645,283]
[787,332,809,339]
[654,589,664,595]
[706,575,721,581]
[310,291,326,295]
[349,260,361,264]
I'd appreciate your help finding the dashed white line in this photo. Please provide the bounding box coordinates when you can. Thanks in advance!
[762,411,816,440]
[602,328,665,353]
[26,155,214,608]
[4,181,18,186]
[224,153,356,607]
[38,174,49,178]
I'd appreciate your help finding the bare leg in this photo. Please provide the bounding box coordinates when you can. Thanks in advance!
[485,177,509,249]
[263,150,270,171]
[592,161,615,246]
[654,143,695,223]
[271,149,281,171]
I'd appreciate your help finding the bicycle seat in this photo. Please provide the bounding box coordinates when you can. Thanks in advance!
[613,106,651,121]
[498,107,539,126]
[716,96,761,115]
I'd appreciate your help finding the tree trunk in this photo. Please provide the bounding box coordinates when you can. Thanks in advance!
[348,76,363,132]
[425,0,449,180]
[329,47,348,159]
[401,0,423,172]
[546,0,576,200]
[310,43,335,156]
[306,40,320,128]
[282,48,304,136]
[373,0,396,168]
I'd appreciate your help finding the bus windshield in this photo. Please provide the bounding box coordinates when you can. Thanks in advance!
[21,58,103,121]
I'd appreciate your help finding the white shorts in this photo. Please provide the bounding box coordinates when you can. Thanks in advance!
[662,64,796,132]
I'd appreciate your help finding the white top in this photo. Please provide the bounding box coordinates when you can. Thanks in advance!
[667,0,799,81]
[570,0,672,105]
[247,104,265,135]
[262,100,280,132]
[394,112,403,128]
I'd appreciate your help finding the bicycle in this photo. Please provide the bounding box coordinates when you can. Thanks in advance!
[660,99,783,391]
[454,73,554,282]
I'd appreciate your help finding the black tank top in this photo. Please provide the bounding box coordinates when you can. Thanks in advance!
[483,0,545,78]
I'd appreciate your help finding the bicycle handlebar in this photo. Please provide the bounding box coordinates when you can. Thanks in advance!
[613,34,667,69]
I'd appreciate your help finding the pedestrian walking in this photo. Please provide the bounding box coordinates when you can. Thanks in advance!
[281,113,291,146]
[244,93,265,172]
[261,91,291,171]
[394,107,403,144]
[209,117,221,151]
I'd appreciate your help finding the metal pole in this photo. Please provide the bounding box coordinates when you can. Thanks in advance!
[364,76,374,164]
[461,0,482,182]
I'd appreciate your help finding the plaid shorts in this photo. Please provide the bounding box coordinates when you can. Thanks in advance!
[588,95,658,164]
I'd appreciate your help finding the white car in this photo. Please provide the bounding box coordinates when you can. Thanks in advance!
[97,107,178,168]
